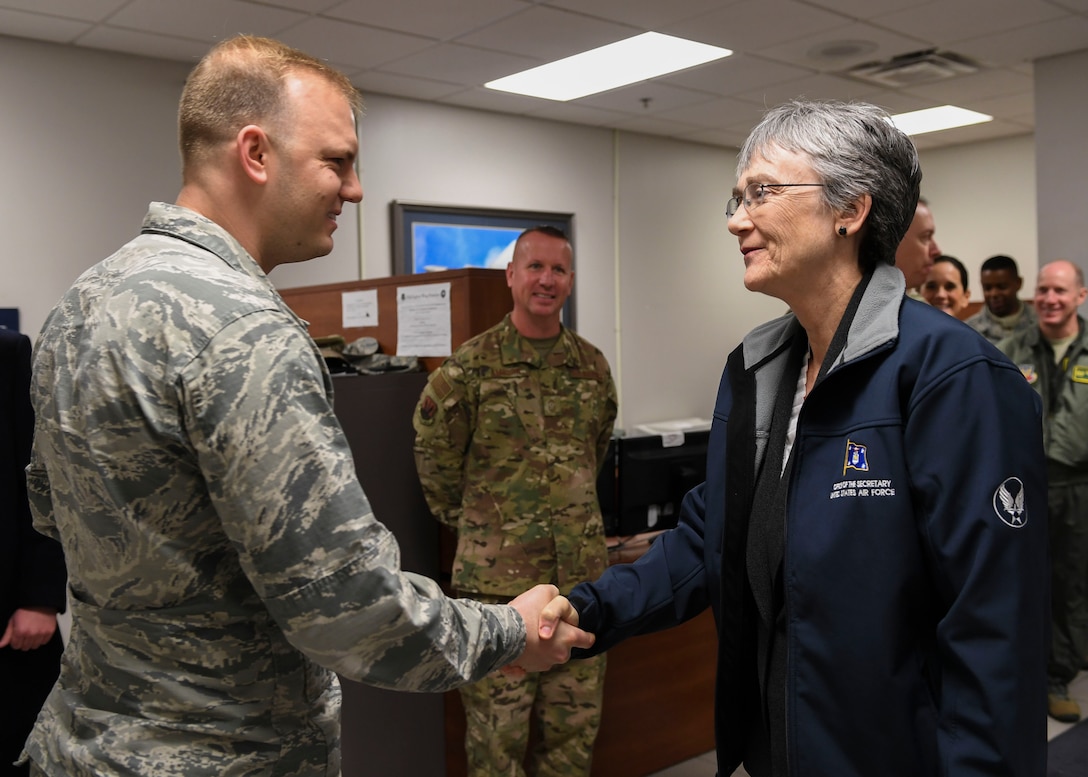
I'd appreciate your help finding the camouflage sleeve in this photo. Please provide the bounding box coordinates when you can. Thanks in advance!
[412,360,474,527]
[180,315,524,690]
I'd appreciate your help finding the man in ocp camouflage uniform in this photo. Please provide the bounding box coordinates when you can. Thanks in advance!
[414,226,617,777]
[23,35,590,777]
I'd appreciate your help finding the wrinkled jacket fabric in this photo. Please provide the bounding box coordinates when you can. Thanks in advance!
[413,314,616,596]
[26,202,524,777]
[570,263,1048,777]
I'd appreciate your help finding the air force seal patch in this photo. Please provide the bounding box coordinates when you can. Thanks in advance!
[843,440,869,474]
[993,477,1027,528]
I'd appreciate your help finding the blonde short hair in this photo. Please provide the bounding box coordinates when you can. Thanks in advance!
[178,34,361,171]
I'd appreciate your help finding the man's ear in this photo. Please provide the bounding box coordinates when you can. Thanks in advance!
[237,125,270,184]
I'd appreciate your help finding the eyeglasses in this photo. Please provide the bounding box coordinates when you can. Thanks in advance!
[726,182,826,217]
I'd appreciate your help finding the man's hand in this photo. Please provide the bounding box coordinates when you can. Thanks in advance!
[0,607,58,651]
[507,584,594,674]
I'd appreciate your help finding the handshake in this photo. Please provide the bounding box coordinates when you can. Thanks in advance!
[505,584,595,674]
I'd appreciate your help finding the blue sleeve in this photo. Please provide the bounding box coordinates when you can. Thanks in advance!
[906,353,1048,776]
[569,480,714,656]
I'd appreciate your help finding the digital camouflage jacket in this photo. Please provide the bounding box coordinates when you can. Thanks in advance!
[25,202,525,777]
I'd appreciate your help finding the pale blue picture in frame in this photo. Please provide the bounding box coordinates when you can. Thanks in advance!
[410,223,520,274]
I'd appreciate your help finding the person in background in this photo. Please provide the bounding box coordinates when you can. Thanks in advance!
[23,35,588,777]
[966,254,1038,345]
[414,226,617,777]
[541,99,1048,777]
[998,259,1088,723]
[920,254,971,317]
[893,196,941,294]
[0,329,65,777]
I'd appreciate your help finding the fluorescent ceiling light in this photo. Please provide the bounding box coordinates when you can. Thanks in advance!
[485,32,732,102]
[889,105,992,136]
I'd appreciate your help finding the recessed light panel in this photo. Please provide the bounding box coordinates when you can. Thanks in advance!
[890,105,992,136]
[485,32,732,102]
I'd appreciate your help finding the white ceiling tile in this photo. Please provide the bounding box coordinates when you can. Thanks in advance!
[663,0,853,51]
[610,115,703,137]
[437,85,552,113]
[652,95,768,128]
[858,89,941,115]
[871,0,1068,44]
[950,17,1088,66]
[909,119,1033,150]
[75,26,211,61]
[0,9,91,43]
[380,42,537,84]
[674,125,749,149]
[541,0,733,30]
[660,54,814,98]
[801,0,933,18]
[574,82,721,115]
[352,71,465,101]
[243,0,343,12]
[1048,0,1088,13]
[965,91,1035,123]
[108,0,306,41]
[898,68,1033,104]
[0,0,128,20]
[524,101,629,127]
[456,6,636,60]
[324,0,528,41]
[733,72,885,107]
[758,21,930,73]
[276,17,435,70]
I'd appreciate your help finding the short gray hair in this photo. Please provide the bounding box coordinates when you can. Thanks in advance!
[737,99,921,271]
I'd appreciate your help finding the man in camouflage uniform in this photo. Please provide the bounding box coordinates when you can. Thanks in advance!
[23,35,589,777]
[414,226,617,777]
[998,259,1088,724]
[965,254,1038,345]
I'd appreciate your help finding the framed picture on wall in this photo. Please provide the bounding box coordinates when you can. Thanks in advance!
[390,201,575,327]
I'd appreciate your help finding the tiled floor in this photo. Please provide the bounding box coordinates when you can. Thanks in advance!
[648,670,1088,777]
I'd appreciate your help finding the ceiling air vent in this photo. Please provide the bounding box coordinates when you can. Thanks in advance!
[845,49,979,88]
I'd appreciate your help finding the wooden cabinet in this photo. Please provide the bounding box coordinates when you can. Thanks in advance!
[332,372,445,777]
[277,268,512,373]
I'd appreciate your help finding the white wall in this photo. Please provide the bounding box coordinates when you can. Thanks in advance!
[917,135,1037,299]
[0,34,1046,428]
[613,132,783,426]
[0,36,185,340]
[0,34,361,342]
[1035,48,1088,270]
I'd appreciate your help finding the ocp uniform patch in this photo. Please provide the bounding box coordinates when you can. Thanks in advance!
[430,371,454,400]
[419,395,438,423]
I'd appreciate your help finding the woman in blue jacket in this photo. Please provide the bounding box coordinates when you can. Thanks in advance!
[560,100,1049,776]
